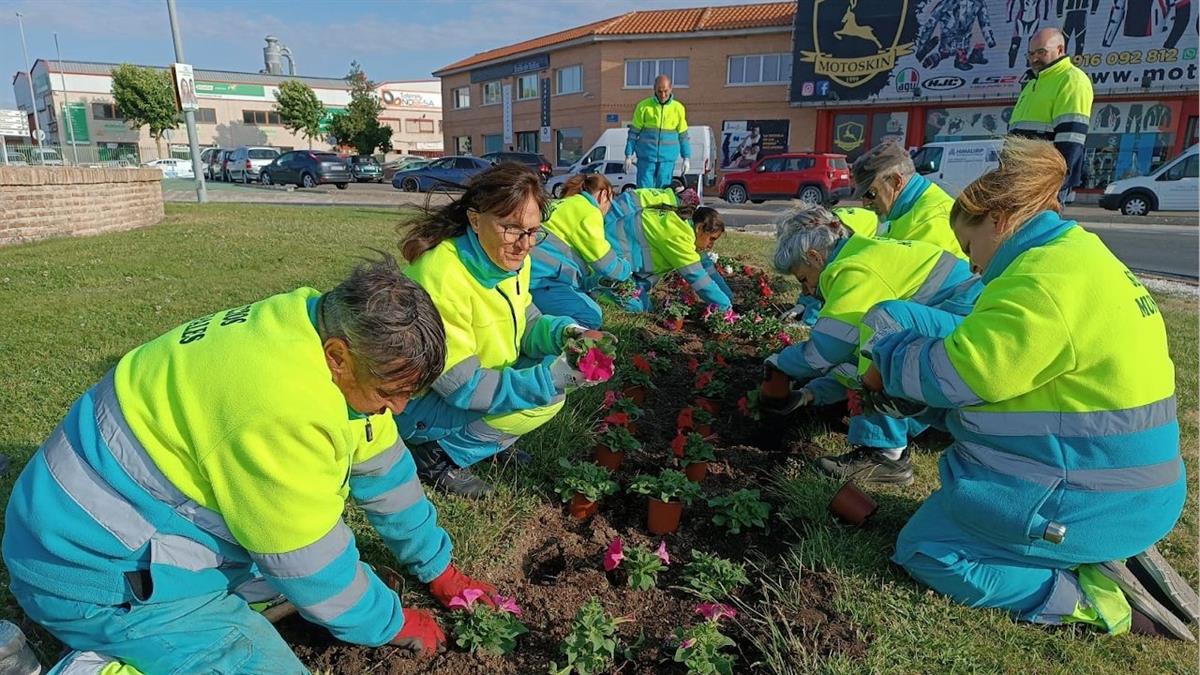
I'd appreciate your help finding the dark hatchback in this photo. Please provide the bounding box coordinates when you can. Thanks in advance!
[481,151,553,182]
[346,155,384,183]
[260,151,352,190]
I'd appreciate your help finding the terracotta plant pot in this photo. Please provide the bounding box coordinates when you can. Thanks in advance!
[695,397,721,415]
[594,445,625,471]
[696,423,713,437]
[626,421,640,436]
[647,498,684,534]
[623,385,646,406]
[683,461,708,483]
[828,481,878,527]
[568,493,599,520]
[666,318,684,332]
[760,366,792,406]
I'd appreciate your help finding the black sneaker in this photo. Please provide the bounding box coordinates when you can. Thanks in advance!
[409,442,495,499]
[492,446,532,466]
[815,446,914,485]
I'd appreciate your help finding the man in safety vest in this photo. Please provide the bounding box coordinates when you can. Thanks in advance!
[1008,27,1094,203]
[3,255,496,672]
[851,141,967,261]
[625,74,691,189]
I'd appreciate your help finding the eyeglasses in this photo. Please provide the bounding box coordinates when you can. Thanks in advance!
[862,187,878,201]
[499,224,548,245]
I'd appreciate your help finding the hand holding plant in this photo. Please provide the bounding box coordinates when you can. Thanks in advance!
[447,589,529,656]
[563,331,618,383]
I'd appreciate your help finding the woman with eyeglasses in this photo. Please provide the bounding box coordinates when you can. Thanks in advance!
[397,164,613,498]
[598,185,734,313]
[530,174,631,329]
[863,138,1191,639]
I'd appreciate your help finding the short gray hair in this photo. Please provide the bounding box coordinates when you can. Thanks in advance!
[773,204,849,273]
[321,251,447,390]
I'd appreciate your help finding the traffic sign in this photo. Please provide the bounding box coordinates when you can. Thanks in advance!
[0,109,30,137]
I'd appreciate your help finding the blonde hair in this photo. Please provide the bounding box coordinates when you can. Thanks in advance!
[951,137,1065,240]
[562,174,613,201]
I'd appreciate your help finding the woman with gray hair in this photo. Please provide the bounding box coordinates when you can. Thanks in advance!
[764,203,980,485]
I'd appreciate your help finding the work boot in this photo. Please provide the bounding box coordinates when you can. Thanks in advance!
[1127,545,1200,625]
[410,442,495,499]
[1097,560,1195,641]
[815,446,913,486]
[492,446,532,466]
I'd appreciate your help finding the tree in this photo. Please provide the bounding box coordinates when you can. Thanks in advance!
[327,62,392,156]
[274,80,325,149]
[110,64,179,159]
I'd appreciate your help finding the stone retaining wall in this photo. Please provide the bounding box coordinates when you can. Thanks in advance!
[0,167,163,246]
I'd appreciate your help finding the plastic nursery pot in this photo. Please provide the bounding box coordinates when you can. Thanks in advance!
[666,318,684,332]
[569,493,600,520]
[695,397,721,415]
[828,480,878,527]
[760,366,792,405]
[594,444,625,471]
[696,424,713,437]
[623,385,647,406]
[683,461,708,483]
[647,498,684,534]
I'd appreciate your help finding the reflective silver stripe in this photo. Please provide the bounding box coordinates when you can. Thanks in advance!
[525,301,542,326]
[929,340,982,406]
[1053,113,1090,126]
[678,261,705,277]
[432,356,482,398]
[832,362,858,379]
[357,477,425,515]
[151,533,222,571]
[632,217,655,274]
[233,576,280,603]
[1011,121,1053,133]
[543,231,585,271]
[350,441,406,477]
[302,563,371,622]
[57,651,117,675]
[42,425,155,551]
[812,316,859,344]
[467,370,501,410]
[1054,132,1088,145]
[955,440,1183,492]
[1034,570,1089,624]
[593,248,620,273]
[464,418,517,446]
[957,396,1177,437]
[802,339,835,370]
[861,306,904,352]
[252,520,352,579]
[913,252,958,304]
[93,372,237,543]
[899,342,923,400]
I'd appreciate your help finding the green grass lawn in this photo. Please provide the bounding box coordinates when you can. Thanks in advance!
[1,203,1196,672]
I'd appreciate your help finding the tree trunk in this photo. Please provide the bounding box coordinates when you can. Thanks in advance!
[154,135,163,160]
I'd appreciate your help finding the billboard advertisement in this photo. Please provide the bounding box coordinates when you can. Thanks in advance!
[720,120,790,169]
[791,0,1199,105]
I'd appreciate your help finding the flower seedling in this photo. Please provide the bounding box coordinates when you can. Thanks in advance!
[701,305,739,335]
[606,279,642,302]
[708,489,772,534]
[448,589,529,655]
[603,538,670,591]
[603,395,643,428]
[678,432,716,466]
[681,551,750,601]
[555,458,619,503]
[629,469,703,505]
[661,301,690,328]
[676,406,714,434]
[646,334,683,356]
[597,424,641,454]
[695,603,738,622]
[564,333,618,382]
[674,619,737,675]
[550,598,630,675]
[737,390,763,421]
[693,370,729,400]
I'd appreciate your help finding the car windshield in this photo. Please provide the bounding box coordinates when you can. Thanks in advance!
[313,153,340,161]
[357,156,378,165]
[429,158,454,169]
[911,147,943,174]
[248,149,277,159]
[830,157,848,170]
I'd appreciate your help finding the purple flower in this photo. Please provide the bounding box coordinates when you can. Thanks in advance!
[448,588,486,611]
[492,594,523,616]
[603,538,625,572]
[695,602,737,622]
[654,541,670,565]
[680,638,696,649]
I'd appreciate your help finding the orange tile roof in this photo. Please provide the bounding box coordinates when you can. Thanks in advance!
[434,2,794,75]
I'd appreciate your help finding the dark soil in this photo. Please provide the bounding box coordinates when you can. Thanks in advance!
[281,267,870,673]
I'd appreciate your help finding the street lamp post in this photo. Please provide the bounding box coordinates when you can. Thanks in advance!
[54,32,79,165]
[166,0,207,203]
[15,12,45,163]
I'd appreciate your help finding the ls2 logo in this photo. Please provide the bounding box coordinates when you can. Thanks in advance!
[921,75,965,91]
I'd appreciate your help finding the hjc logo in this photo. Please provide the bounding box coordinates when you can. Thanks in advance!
[922,76,965,91]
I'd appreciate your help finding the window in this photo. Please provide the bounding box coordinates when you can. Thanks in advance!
[483,81,502,106]
[405,118,435,133]
[786,157,815,171]
[517,74,538,100]
[242,110,281,125]
[728,53,793,85]
[484,134,503,154]
[760,157,787,173]
[911,146,943,174]
[454,136,472,155]
[556,65,582,94]
[455,157,480,169]
[516,131,538,153]
[195,108,217,124]
[91,102,122,120]
[453,87,470,109]
[556,127,583,167]
[624,58,689,87]
[1164,155,1199,180]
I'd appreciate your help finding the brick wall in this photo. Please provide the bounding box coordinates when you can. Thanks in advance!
[0,167,164,246]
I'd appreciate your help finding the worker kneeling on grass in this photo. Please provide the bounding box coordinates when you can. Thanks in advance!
[862,138,1196,640]
[3,255,501,673]
[397,163,612,500]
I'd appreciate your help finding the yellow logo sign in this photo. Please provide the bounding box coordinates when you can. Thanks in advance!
[800,0,913,89]
[834,121,864,151]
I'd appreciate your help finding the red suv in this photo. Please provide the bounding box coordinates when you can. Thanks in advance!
[718,153,851,205]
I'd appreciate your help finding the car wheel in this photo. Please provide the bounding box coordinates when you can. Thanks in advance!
[622,184,636,193]
[302,173,316,189]
[798,185,825,205]
[375,178,384,184]
[725,184,748,204]
[335,183,348,190]
[552,183,563,198]
[260,172,272,186]
[402,177,419,192]
[1120,193,1150,216]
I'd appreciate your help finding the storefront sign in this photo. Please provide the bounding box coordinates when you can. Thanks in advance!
[540,77,551,127]
[720,120,790,169]
[380,90,439,108]
[502,84,513,145]
[194,81,266,98]
[791,0,1199,105]
[470,53,550,83]
[60,102,89,144]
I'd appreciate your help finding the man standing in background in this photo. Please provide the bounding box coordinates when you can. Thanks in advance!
[625,74,691,189]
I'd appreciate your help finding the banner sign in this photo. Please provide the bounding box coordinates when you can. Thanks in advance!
[720,120,791,169]
[791,0,1199,105]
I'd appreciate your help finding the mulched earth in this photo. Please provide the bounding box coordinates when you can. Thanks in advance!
[280,264,870,673]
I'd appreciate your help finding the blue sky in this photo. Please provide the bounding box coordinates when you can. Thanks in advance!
[0,0,762,107]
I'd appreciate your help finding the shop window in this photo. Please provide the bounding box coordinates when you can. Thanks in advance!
[517,74,538,101]
[556,65,582,94]
[453,87,470,109]
[483,81,502,106]
[91,102,123,120]
[516,131,538,153]
[1081,100,1181,189]
[557,127,583,166]
[454,136,472,155]
[195,108,217,124]
[625,58,689,87]
[243,110,281,125]
[484,134,503,154]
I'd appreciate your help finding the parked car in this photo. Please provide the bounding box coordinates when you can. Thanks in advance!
[200,147,225,180]
[28,147,64,166]
[545,160,636,198]
[260,150,351,189]
[346,155,384,183]
[568,126,718,191]
[481,151,553,182]
[912,139,1002,197]
[227,146,279,183]
[213,149,234,181]
[1100,144,1199,216]
[391,155,492,192]
[718,153,851,205]
[142,158,195,179]
[383,155,430,180]
[2,150,27,165]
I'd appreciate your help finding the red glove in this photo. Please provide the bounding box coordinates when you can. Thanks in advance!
[390,608,445,655]
[429,564,497,609]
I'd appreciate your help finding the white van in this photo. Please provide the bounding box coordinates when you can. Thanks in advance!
[1100,144,1199,216]
[568,125,717,191]
[911,139,1002,197]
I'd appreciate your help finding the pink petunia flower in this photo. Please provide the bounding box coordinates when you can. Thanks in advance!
[695,602,738,622]
[655,541,670,565]
[701,304,717,321]
[448,588,486,611]
[777,331,793,346]
[603,538,625,572]
[492,594,523,616]
[680,638,696,649]
[578,346,615,382]
[722,308,739,324]
[603,389,618,409]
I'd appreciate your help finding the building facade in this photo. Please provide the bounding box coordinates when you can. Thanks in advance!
[789,0,1199,193]
[434,2,815,175]
[11,60,442,162]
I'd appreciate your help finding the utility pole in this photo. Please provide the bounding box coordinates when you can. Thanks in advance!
[166,0,207,203]
[15,12,44,163]
[54,33,79,165]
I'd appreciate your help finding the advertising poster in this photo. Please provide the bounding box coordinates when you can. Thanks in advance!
[720,119,791,169]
